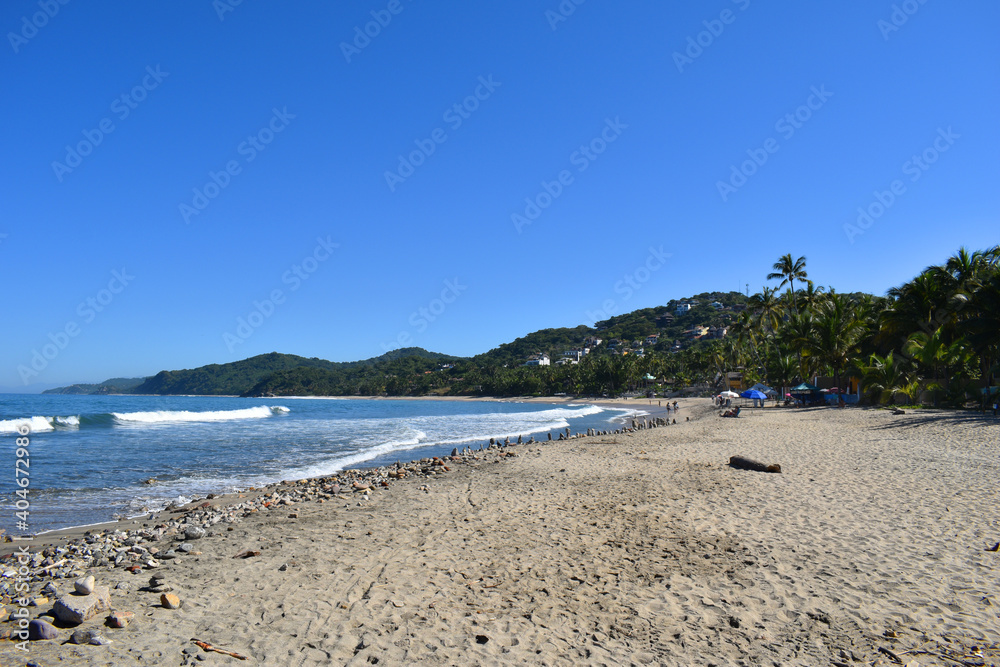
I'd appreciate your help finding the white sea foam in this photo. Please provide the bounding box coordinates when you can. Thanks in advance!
[111,405,290,424]
[285,428,430,480]
[0,415,80,433]
[270,404,614,479]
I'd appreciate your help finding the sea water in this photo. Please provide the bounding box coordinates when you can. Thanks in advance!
[0,394,645,533]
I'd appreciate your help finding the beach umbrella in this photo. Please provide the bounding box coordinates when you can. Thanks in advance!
[720,390,739,398]
[791,382,819,392]
[740,389,768,400]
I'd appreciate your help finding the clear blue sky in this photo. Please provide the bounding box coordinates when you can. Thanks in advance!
[3,1,998,390]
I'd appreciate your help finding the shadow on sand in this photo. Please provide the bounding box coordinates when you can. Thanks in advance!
[868,408,998,431]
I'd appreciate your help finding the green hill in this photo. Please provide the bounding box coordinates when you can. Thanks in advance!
[243,348,462,397]
[43,377,147,395]
[135,348,461,396]
[133,352,340,395]
[43,292,749,397]
[472,291,748,364]
[473,325,594,367]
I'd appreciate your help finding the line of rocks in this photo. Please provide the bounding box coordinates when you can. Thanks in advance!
[0,444,535,646]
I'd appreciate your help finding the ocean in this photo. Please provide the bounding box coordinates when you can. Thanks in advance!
[0,395,645,534]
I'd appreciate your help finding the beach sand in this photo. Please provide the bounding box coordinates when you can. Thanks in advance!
[2,401,998,665]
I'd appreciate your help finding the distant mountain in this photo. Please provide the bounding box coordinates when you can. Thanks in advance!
[42,377,148,395]
[242,348,462,397]
[133,352,341,395]
[37,292,751,398]
[132,348,461,396]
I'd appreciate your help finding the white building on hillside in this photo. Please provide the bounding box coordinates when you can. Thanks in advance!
[524,354,550,366]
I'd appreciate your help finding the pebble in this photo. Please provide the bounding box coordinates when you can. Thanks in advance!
[28,619,60,640]
[161,593,181,609]
[107,611,134,628]
[75,574,96,595]
[42,582,58,597]
[70,629,96,644]
[177,543,194,553]
[184,526,206,540]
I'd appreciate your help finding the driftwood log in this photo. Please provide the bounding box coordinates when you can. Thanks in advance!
[728,456,781,473]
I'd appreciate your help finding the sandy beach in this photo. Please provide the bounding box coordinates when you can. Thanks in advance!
[2,401,998,666]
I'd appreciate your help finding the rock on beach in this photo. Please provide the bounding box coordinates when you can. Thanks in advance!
[52,585,112,625]
[74,574,96,595]
[161,593,181,609]
[28,618,60,640]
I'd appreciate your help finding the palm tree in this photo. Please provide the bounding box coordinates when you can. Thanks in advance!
[797,282,826,314]
[767,254,811,311]
[807,292,869,394]
[767,351,799,404]
[856,352,916,405]
[748,287,783,332]
[780,310,816,378]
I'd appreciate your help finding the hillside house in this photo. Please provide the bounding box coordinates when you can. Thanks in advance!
[524,354,550,366]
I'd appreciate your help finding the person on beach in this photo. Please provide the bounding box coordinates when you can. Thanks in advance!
[673,401,678,411]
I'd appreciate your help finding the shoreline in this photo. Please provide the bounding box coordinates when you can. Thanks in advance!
[6,403,995,664]
[2,398,666,550]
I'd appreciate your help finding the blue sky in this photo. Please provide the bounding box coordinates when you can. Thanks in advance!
[2,1,998,390]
